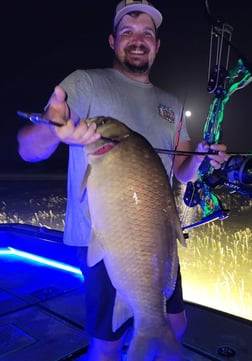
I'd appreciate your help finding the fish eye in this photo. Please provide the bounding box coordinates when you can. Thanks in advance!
[99,117,109,126]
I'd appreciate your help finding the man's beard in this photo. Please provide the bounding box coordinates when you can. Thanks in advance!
[124,59,149,74]
[117,45,150,74]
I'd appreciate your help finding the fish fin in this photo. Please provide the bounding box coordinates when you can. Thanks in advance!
[176,223,187,247]
[87,228,106,267]
[112,292,133,332]
[82,163,91,188]
[80,164,91,201]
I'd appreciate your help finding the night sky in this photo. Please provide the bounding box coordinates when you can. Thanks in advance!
[1,0,252,174]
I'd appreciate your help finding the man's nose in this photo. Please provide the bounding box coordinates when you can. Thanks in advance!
[131,32,145,44]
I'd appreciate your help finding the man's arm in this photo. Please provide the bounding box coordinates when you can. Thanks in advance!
[17,123,61,162]
[173,140,229,184]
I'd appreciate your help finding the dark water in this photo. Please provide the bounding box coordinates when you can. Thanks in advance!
[1,176,251,321]
[0,176,67,230]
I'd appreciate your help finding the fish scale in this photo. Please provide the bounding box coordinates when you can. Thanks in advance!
[84,117,186,361]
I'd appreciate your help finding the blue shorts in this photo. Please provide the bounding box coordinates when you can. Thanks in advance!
[77,247,184,341]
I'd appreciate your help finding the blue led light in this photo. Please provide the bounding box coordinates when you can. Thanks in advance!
[1,247,83,278]
[0,248,12,255]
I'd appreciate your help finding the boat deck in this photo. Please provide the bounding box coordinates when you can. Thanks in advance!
[0,224,251,361]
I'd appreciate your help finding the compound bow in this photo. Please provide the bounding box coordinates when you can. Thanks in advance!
[182,0,252,230]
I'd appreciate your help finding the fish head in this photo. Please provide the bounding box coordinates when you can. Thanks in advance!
[85,116,130,157]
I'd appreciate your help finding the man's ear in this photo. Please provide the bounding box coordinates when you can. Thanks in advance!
[108,34,115,50]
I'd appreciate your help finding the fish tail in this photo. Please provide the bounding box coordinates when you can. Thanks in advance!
[127,329,186,361]
[126,334,156,361]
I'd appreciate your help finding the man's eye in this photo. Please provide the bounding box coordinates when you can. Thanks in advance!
[144,32,154,38]
[122,30,131,36]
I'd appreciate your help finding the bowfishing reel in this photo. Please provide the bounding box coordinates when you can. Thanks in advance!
[206,155,252,197]
[183,155,252,212]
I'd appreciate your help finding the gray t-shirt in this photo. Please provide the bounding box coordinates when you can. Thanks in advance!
[59,68,190,246]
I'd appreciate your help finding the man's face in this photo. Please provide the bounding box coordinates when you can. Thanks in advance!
[109,13,160,75]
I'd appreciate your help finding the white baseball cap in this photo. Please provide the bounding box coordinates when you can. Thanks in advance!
[114,0,163,29]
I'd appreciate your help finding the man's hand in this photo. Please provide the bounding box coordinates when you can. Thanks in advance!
[195,141,229,169]
[44,85,70,125]
[53,118,101,145]
[45,85,100,145]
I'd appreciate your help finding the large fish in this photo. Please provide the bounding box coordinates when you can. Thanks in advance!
[83,116,186,361]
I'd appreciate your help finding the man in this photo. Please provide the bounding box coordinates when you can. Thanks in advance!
[17,1,228,360]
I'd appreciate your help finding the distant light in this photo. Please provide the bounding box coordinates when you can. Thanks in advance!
[185,110,192,117]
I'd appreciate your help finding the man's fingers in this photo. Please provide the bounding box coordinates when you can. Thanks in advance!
[53,85,67,103]
[78,121,100,144]
[54,119,100,145]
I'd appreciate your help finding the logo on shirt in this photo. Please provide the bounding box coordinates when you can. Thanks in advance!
[158,104,175,123]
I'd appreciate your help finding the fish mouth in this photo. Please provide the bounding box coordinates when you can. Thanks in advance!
[91,142,117,156]
[85,117,130,156]
[88,134,130,156]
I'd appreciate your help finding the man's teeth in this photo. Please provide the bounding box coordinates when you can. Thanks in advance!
[130,49,144,54]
